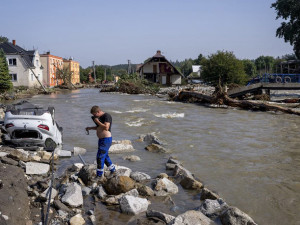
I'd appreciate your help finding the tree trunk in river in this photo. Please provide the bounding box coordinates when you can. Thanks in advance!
[172,87,300,116]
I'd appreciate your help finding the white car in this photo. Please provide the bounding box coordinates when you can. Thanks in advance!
[2,101,63,149]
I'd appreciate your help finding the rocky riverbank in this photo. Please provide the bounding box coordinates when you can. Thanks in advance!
[0,132,258,225]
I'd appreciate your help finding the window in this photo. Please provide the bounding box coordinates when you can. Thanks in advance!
[9,58,17,66]
[10,74,17,81]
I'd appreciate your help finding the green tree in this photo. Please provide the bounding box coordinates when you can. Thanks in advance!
[193,53,204,65]
[0,49,13,92]
[0,36,9,43]
[180,58,194,76]
[201,51,247,86]
[242,59,257,77]
[255,56,275,74]
[271,0,300,58]
[80,66,90,83]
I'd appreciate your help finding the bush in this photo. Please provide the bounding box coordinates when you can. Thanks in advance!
[0,49,12,93]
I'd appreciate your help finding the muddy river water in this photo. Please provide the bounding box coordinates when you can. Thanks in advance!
[27,88,300,225]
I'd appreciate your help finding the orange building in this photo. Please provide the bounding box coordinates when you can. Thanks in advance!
[63,58,80,84]
[40,52,64,87]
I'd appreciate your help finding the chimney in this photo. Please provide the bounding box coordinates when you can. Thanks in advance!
[157,50,161,54]
[12,40,16,46]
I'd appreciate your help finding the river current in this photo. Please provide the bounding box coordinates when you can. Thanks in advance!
[27,88,299,225]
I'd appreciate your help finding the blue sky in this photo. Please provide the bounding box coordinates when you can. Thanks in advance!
[0,0,293,67]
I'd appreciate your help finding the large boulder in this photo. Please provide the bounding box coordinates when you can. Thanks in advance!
[104,176,136,195]
[119,195,149,215]
[168,210,212,225]
[220,207,257,225]
[61,183,83,207]
[152,178,178,196]
[77,164,97,185]
[130,171,151,182]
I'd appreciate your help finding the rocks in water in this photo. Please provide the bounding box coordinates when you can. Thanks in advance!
[173,164,194,179]
[77,164,96,185]
[97,185,107,200]
[220,207,258,225]
[180,176,203,190]
[104,176,135,195]
[119,195,149,215]
[105,189,139,205]
[166,157,182,170]
[82,186,92,196]
[112,165,132,177]
[73,147,87,156]
[130,171,151,182]
[137,185,154,197]
[146,210,175,224]
[200,187,220,201]
[123,155,141,161]
[139,133,162,145]
[109,143,135,154]
[145,144,168,153]
[61,183,83,207]
[69,214,85,225]
[168,210,212,225]
[152,178,178,196]
[25,162,50,175]
[196,199,228,219]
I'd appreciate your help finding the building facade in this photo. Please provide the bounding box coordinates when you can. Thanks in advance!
[63,59,80,84]
[0,40,44,88]
[137,50,182,86]
[40,52,64,87]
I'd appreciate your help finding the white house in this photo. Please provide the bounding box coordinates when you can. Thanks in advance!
[137,50,183,86]
[0,40,44,88]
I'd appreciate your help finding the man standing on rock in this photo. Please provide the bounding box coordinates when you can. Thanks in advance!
[85,105,116,178]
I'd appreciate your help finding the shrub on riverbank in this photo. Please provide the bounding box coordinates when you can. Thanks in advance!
[117,79,160,95]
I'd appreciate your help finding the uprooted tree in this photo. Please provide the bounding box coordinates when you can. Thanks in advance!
[54,65,76,89]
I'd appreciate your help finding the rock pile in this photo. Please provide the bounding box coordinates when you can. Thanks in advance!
[0,133,258,225]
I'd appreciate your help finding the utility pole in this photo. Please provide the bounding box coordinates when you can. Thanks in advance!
[128,60,131,74]
[92,61,96,83]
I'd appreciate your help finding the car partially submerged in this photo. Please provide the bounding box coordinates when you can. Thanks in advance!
[2,101,63,149]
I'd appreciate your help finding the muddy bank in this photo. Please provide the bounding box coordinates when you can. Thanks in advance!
[0,133,258,225]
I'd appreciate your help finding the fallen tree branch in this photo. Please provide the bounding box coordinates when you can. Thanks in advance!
[172,90,300,116]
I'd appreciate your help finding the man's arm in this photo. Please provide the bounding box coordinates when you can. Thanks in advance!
[93,118,110,131]
[86,126,97,131]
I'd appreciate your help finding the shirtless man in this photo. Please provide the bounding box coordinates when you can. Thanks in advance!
[85,106,116,177]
